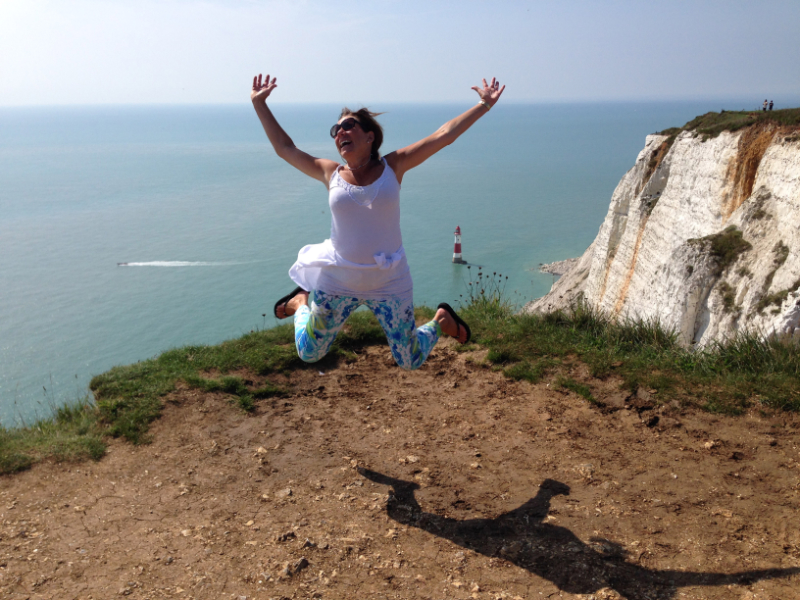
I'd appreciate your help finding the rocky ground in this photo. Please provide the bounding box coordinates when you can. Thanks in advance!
[2,340,800,600]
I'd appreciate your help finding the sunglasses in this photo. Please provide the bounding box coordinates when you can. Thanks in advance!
[330,117,362,138]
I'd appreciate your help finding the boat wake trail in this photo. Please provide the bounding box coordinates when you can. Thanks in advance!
[117,261,258,267]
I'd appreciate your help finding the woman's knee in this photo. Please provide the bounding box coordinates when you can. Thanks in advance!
[297,350,325,364]
[389,348,425,370]
[295,334,332,364]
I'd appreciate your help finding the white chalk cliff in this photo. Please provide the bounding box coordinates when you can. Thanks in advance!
[527,123,800,346]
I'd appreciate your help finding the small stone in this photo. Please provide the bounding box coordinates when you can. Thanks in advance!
[181,529,191,537]
[275,488,293,499]
[704,441,717,450]
[471,583,481,592]
[246,520,254,527]
[165,556,173,565]
[275,531,296,542]
[469,462,481,469]
[575,463,594,480]
[287,557,309,576]
[406,455,419,463]
[256,447,267,454]
[604,393,627,409]
[659,417,682,429]
[595,588,625,600]
[500,541,523,558]
[301,538,316,548]
[452,581,464,589]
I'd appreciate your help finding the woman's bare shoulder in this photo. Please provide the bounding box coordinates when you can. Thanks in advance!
[383,152,402,184]
[320,159,342,186]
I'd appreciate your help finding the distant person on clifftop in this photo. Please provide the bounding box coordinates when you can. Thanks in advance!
[763,99,768,112]
[769,100,774,111]
[250,74,505,369]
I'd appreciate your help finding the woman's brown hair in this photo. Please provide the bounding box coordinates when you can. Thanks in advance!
[339,107,384,160]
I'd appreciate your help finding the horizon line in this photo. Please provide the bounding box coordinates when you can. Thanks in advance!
[2,96,797,110]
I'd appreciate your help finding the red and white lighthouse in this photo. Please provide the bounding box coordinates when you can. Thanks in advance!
[452,225,465,264]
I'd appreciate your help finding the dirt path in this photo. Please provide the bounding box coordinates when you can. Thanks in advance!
[2,342,800,600]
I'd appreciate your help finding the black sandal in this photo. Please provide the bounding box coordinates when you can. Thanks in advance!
[273,286,307,319]
[437,302,471,344]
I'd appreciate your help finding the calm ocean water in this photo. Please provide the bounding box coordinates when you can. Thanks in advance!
[0,100,753,425]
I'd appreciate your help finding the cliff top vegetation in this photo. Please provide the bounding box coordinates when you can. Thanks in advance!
[659,106,800,140]
[3,277,800,475]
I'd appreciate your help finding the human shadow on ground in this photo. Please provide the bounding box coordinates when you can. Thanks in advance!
[359,468,800,600]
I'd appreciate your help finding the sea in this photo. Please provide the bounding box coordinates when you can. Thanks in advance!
[0,99,769,425]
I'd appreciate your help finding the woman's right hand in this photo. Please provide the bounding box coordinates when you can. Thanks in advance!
[251,73,277,104]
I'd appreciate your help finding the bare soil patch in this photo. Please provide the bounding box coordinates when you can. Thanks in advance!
[2,342,800,600]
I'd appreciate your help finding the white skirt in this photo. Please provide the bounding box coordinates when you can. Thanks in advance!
[288,239,413,299]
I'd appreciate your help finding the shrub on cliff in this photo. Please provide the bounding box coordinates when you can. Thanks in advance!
[688,226,752,275]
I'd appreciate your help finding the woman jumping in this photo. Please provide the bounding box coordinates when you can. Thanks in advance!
[251,74,505,370]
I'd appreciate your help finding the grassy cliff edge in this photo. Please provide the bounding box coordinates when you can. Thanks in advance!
[3,291,799,475]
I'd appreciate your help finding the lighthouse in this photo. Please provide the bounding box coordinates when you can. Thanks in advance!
[452,225,465,264]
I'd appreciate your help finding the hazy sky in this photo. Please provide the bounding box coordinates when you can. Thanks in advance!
[1,0,798,106]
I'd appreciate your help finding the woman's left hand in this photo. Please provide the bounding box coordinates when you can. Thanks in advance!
[471,77,505,107]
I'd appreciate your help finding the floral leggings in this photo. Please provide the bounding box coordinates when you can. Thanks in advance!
[294,289,441,370]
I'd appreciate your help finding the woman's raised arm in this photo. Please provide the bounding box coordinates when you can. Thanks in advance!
[385,78,505,183]
[251,74,338,186]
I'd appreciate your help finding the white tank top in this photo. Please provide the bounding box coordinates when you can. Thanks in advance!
[287,158,413,298]
[329,159,403,264]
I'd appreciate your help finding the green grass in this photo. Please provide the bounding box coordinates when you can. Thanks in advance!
[649,107,800,166]
[503,360,553,384]
[754,243,797,314]
[658,107,800,140]
[554,375,597,405]
[1,400,106,474]
[688,226,752,275]
[463,297,800,414]
[4,294,800,475]
[718,281,737,314]
[182,374,289,413]
[1,309,415,474]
